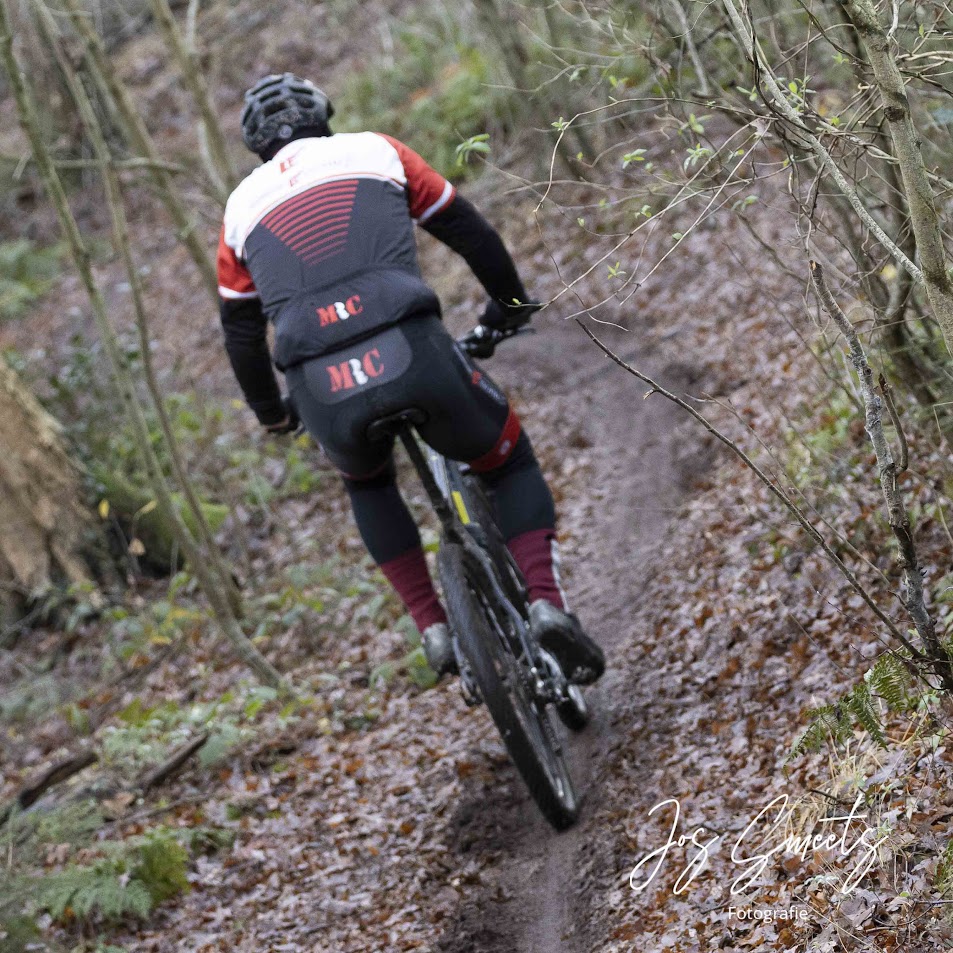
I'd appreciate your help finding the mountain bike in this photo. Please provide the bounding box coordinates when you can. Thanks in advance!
[365,324,589,830]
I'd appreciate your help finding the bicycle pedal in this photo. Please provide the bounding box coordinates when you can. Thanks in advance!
[537,647,567,683]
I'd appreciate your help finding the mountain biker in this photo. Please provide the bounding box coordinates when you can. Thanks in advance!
[216,73,604,685]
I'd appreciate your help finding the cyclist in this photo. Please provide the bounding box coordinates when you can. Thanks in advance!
[216,73,604,685]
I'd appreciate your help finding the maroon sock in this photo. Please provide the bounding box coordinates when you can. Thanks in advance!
[378,546,447,631]
[507,528,566,610]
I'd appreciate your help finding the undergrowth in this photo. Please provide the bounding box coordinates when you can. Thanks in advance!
[0,240,61,322]
[0,797,232,952]
[333,11,515,179]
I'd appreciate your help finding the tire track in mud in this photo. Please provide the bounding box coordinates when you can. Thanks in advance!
[434,316,705,953]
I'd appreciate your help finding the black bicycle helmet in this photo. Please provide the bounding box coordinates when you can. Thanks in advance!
[240,73,334,156]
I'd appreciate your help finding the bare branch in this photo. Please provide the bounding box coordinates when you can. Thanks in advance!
[59,0,217,297]
[148,0,236,204]
[810,260,951,689]
[879,372,908,472]
[2,0,286,692]
[0,750,98,826]
[32,0,244,619]
[1,151,187,174]
[664,0,712,96]
[720,0,923,285]
[139,733,208,793]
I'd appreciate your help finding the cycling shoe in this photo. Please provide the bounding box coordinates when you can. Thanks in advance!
[529,599,605,686]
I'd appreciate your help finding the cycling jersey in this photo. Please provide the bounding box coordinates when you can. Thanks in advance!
[217,132,528,427]
[218,132,457,369]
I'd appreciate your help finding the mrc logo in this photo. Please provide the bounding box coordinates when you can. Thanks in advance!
[316,295,363,327]
[326,348,385,392]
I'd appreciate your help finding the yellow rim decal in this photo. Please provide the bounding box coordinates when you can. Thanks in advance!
[451,490,470,525]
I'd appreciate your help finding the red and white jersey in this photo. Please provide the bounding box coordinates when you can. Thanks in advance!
[216,133,456,368]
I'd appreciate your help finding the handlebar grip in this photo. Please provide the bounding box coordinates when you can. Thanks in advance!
[457,324,534,358]
[459,325,501,358]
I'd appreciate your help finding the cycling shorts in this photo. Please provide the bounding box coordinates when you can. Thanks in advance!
[285,314,520,479]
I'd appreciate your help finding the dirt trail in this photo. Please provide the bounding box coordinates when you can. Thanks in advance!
[435,315,699,953]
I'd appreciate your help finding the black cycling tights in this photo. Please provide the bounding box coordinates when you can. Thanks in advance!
[343,430,556,565]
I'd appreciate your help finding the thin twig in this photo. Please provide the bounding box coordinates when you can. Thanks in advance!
[101,792,210,829]
[148,0,235,204]
[720,0,923,285]
[1,152,187,174]
[60,0,217,296]
[4,0,286,692]
[878,373,908,472]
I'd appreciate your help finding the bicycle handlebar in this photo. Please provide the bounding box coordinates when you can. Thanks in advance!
[457,324,535,359]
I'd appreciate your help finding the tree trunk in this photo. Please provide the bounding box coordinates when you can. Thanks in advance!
[0,360,94,622]
[843,0,953,358]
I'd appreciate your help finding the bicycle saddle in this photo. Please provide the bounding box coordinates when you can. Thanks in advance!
[366,407,428,442]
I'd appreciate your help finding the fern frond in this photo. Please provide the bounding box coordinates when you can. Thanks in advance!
[71,875,150,920]
[35,862,156,923]
[36,867,88,920]
[787,704,840,761]
[134,830,190,903]
[32,833,188,923]
[22,824,211,928]
[867,652,912,712]
[846,682,887,746]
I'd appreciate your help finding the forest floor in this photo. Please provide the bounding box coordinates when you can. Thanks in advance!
[3,1,953,951]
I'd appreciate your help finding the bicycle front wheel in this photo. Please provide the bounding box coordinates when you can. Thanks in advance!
[438,541,579,830]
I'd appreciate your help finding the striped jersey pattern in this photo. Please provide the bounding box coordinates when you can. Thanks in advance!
[258,178,359,267]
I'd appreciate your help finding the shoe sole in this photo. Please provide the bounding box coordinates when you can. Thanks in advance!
[538,629,605,686]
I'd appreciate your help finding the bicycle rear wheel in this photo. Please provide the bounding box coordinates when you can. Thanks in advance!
[438,541,579,830]
[464,474,591,733]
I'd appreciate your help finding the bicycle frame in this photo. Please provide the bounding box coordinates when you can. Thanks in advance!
[394,429,463,545]
[394,426,570,706]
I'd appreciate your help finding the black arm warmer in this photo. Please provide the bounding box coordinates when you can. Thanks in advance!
[421,195,528,307]
[219,298,285,426]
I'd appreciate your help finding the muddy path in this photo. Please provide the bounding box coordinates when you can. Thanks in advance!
[434,310,702,953]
